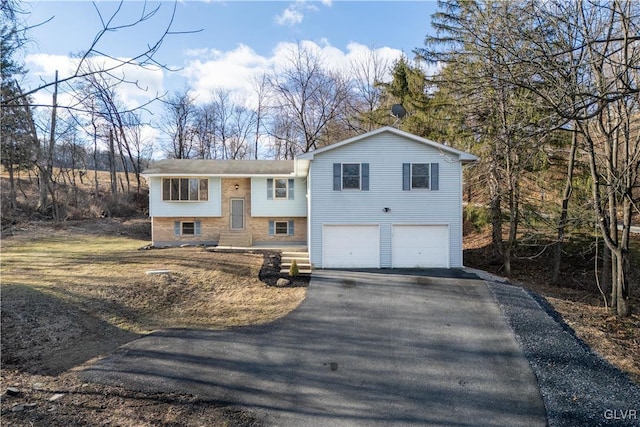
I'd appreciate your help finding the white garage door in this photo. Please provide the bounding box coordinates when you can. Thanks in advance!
[392,225,449,268]
[323,225,380,268]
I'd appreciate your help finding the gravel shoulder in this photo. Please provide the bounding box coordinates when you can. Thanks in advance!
[471,269,640,427]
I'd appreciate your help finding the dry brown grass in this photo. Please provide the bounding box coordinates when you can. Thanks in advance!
[2,243,301,332]
[1,219,305,426]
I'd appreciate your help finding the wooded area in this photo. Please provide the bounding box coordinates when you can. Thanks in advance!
[1,0,638,317]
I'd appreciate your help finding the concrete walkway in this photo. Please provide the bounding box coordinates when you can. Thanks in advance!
[82,269,547,426]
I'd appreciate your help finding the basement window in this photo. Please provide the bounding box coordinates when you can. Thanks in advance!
[275,221,289,235]
[174,221,201,236]
[269,220,295,236]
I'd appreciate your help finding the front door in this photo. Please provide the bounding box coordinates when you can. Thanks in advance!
[230,199,245,230]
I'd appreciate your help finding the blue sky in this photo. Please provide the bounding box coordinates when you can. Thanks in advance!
[21,1,440,146]
[25,1,438,59]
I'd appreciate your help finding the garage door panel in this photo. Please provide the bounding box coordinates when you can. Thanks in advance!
[392,225,449,268]
[323,225,380,268]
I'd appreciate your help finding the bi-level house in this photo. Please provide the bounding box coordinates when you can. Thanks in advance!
[142,127,478,269]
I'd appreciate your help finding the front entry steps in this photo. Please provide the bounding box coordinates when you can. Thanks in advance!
[281,251,312,274]
[218,232,252,247]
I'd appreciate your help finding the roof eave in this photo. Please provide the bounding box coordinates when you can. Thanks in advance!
[141,172,305,178]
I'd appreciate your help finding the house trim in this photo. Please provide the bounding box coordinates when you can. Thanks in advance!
[299,126,478,163]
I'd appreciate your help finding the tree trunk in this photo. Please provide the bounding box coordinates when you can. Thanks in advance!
[108,129,117,195]
[615,249,630,317]
[503,178,519,277]
[616,196,633,316]
[602,244,612,297]
[39,70,58,215]
[93,134,99,199]
[551,127,578,285]
[490,193,503,264]
[7,165,17,210]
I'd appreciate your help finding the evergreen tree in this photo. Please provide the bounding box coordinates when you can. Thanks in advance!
[1,1,38,210]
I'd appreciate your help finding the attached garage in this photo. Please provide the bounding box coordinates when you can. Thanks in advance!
[392,225,450,268]
[322,225,380,268]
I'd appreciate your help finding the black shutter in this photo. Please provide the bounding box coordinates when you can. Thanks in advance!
[361,163,369,191]
[333,163,341,191]
[403,163,411,190]
[267,179,273,200]
[431,163,439,190]
[288,179,294,199]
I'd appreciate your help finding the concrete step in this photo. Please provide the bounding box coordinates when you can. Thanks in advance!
[280,269,312,275]
[280,263,312,274]
[281,251,309,258]
[280,250,311,274]
[281,262,312,269]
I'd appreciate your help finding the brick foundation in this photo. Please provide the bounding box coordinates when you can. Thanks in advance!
[151,178,307,246]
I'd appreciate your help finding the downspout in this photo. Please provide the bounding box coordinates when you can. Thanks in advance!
[306,163,312,262]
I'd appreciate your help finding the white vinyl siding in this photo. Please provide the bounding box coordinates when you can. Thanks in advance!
[307,132,464,268]
[251,177,307,217]
[149,177,221,217]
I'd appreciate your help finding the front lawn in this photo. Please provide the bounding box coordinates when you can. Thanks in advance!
[1,219,305,426]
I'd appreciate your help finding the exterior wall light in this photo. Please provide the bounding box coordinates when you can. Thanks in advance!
[383,207,390,212]
[235,184,239,190]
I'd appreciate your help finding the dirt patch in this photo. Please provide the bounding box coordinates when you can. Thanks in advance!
[1,370,260,427]
[1,285,137,376]
[1,219,306,426]
[464,230,640,385]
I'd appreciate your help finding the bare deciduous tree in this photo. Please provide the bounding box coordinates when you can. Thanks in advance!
[162,89,196,159]
[346,47,391,132]
[265,42,350,155]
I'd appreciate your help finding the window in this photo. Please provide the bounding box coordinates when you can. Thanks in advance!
[267,179,295,200]
[163,178,208,201]
[275,179,288,199]
[342,163,360,189]
[411,163,430,189]
[269,220,295,236]
[333,163,369,191]
[174,221,201,236]
[182,222,196,235]
[403,163,439,191]
[275,221,289,235]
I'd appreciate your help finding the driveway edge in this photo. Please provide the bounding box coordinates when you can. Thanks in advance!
[467,268,640,427]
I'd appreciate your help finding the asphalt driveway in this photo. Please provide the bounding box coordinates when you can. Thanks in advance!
[82,269,547,426]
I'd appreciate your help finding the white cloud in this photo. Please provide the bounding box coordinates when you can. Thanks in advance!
[275,6,304,26]
[184,48,212,58]
[24,53,165,112]
[182,40,405,110]
[181,44,269,106]
[274,0,330,27]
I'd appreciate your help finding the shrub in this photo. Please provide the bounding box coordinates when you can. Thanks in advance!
[289,259,299,277]
[464,204,490,233]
